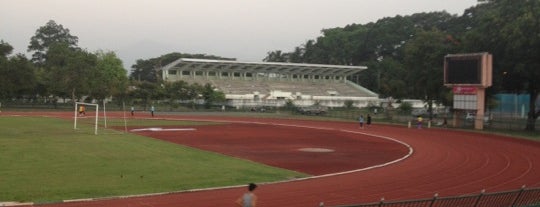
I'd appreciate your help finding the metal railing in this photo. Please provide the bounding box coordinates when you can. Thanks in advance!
[325,187,540,207]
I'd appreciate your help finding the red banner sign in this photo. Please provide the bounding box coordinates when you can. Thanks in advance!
[453,86,477,94]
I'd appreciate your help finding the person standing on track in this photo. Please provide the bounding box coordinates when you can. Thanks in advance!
[236,183,258,207]
[131,106,135,116]
[366,114,372,128]
[358,114,364,129]
[150,105,155,117]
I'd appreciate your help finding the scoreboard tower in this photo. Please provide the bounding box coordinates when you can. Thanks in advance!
[444,52,493,130]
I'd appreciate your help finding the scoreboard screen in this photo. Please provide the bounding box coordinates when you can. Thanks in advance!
[444,53,491,87]
[445,56,481,84]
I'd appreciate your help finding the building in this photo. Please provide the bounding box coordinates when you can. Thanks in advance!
[159,58,378,108]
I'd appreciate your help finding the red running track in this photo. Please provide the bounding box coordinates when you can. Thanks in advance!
[3,112,540,207]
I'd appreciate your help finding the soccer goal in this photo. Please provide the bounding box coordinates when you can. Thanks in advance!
[74,102,99,135]
[73,102,128,135]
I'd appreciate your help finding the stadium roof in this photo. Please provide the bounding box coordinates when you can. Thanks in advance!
[160,58,368,77]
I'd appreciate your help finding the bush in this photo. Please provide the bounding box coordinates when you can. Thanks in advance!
[398,102,413,114]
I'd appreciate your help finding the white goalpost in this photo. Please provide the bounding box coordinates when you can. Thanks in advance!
[74,102,99,135]
[73,102,128,135]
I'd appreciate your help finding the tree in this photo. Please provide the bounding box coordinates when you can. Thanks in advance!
[0,40,13,98]
[0,41,13,99]
[284,99,296,111]
[26,20,81,104]
[267,12,462,94]
[90,51,128,103]
[0,40,13,57]
[462,0,540,130]
[369,58,408,98]
[398,101,413,114]
[45,43,97,102]
[164,80,192,109]
[129,81,163,109]
[130,58,161,83]
[201,83,225,109]
[263,50,288,62]
[288,47,304,63]
[402,29,456,119]
[28,20,78,65]
[5,55,37,99]
[130,52,235,83]
[344,100,354,109]
[0,40,36,100]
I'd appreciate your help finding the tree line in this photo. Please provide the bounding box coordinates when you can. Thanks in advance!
[1,0,538,130]
[263,0,539,131]
[0,20,227,110]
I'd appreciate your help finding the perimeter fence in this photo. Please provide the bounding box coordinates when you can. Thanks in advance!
[2,101,538,132]
[326,187,540,207]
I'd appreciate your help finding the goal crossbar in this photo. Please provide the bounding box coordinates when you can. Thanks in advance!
[74,102,99,135]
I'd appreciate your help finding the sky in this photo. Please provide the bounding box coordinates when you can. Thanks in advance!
[1,0,478,70]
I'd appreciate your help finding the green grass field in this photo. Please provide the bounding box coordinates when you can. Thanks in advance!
[0,116,307,203]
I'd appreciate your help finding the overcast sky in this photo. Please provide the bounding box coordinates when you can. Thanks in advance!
[1,0,477,70]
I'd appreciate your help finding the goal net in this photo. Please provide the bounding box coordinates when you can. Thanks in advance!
[73,102,127,135]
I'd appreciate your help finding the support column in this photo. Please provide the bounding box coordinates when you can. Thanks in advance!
[475,88,486,130]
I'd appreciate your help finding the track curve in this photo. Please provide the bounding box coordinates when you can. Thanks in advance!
[4,112,540,207]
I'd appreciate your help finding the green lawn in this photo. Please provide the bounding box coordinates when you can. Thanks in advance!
[0,116,306,203]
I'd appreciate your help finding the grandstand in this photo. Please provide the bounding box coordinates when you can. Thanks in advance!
[159,58,378,108]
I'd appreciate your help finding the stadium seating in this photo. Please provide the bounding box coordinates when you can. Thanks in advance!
[160,59,379,108]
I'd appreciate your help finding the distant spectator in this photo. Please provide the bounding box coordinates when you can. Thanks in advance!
[366,114,372,128]
[358,114,365,129]
[442,117,447,127]
[417,115,423,129]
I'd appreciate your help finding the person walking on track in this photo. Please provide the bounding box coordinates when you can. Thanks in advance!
[236,183,258,207]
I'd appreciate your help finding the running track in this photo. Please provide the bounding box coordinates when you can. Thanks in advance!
[3,112,540,207]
